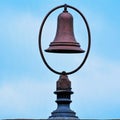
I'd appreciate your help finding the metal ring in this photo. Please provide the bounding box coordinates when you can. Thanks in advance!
[38,4,91,75]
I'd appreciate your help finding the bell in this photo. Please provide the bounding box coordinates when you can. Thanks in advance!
[45,8,85,53]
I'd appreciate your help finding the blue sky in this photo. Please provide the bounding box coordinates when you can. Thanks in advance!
[0,0,120,119]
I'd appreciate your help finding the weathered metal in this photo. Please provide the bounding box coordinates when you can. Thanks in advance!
[57,71,71,90]
[45,8,85,53]
[38,4,91,120]
[48,72,79,119]
[38,4,91,75]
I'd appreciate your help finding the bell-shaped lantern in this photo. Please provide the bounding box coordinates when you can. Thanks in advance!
[45,8,85,53]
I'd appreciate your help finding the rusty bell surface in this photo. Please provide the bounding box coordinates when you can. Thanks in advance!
[45,9,85,53]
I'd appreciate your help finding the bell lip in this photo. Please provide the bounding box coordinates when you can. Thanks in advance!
[45,48,85,54]
[45,41,85,53]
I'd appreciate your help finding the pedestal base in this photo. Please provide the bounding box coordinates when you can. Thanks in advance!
[49,116,79,119]
[48,72,79,119]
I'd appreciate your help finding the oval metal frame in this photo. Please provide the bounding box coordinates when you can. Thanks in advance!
[38,4,91,75]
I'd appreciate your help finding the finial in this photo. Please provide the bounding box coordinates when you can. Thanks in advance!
[64,4,68,12]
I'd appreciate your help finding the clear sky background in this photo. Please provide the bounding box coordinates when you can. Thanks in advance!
[0,0,120,119]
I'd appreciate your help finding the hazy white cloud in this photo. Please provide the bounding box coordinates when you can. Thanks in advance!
[70,55,120,118]
[0,54,120,119]
[0,76,55,119]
